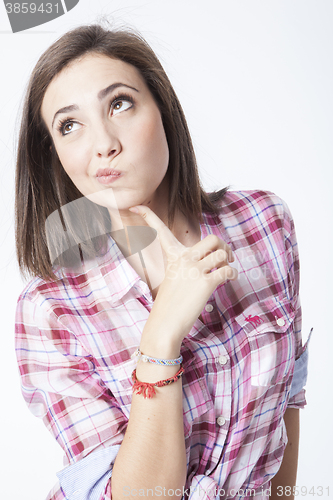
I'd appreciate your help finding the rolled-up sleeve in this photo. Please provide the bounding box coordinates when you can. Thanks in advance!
[288,328,312,407]
[15,295,127,500]
[184,475,220,500]
[281,199,312,410]
[56,446,120,500]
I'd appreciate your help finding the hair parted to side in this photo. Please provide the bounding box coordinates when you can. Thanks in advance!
[15,21,227,281]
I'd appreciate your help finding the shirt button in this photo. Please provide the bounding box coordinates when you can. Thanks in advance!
[217,416,226,426]
[73,491,81,497]
[276,317,285,327]
[218,355,228,366]
[205,304,214,312]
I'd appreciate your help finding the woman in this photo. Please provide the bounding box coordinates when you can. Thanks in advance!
[15,23,311,500]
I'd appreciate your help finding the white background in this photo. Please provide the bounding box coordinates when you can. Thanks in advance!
[0,1,332,499]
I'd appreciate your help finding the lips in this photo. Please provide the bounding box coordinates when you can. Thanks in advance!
[96,167,122,178]
[95,167,123,185]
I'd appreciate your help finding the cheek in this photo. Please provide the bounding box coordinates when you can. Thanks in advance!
[134,112,169,171]
[56,145,88,179]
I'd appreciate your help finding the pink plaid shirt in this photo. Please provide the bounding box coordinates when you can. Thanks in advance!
[15,190,311,500]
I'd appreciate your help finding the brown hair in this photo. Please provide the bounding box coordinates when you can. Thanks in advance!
[15,22,227,281]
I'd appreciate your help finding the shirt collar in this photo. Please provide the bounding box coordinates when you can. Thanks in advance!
[75,210,223,305]
[88,234,151,305]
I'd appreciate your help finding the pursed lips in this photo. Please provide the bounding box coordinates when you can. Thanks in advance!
[96,167,122,178]
[95,167,124,185]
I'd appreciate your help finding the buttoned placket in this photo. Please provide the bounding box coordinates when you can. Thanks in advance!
[193,297,232,477]
[210,346,231,474]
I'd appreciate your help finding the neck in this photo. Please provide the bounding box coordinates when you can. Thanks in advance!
[107,174,170,231]
[104,174,201,247]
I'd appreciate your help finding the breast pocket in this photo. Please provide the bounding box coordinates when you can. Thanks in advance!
[234,297,296,387]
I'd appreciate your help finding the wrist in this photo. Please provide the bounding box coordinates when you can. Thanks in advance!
[135,358,182,383]
[132,364,184,398]
[139,333,182,361]
[134,343,183,383]
[141,317,185,359]
[132,348,183,366]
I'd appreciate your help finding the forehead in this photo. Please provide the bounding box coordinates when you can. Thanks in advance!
[41,53,145,118]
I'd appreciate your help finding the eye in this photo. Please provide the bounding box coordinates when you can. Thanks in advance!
[58,119,81,136]
[110,94,134,116]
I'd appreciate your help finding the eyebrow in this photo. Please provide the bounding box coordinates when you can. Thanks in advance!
[51,82,139,129]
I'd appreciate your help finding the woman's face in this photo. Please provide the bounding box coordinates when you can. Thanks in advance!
[41,53,170,214]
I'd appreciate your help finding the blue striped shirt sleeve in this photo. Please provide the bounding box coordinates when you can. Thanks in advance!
[289,328,312,398]
[56,445,120,500]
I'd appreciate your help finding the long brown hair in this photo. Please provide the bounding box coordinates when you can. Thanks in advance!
[15,22,227,281]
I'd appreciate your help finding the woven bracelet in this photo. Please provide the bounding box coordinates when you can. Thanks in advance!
[131,348,183,366]
[131,365,185,399]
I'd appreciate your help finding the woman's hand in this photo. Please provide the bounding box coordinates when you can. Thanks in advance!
[129,205,238,351]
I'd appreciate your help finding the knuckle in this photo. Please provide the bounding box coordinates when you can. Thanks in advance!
[181,247,191,260]
[202,264,210,274]
[217,249,227,261]
[225,266,237,280]
[214,266,230,282]
[227,247,234,261]
[207,234,220,245]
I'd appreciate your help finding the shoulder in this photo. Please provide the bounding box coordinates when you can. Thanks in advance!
[218,189,288,214]
[15,237,120,324]
[202,189,296,251]
[16,267,83,317]
[15,275,62,329]
[212,189,294,230]
[15,269,96,345]
[17,275,53,305]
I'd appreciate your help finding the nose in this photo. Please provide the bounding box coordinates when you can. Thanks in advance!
[94,122,121,159]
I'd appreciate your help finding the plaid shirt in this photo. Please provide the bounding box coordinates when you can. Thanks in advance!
[15,190,311,500]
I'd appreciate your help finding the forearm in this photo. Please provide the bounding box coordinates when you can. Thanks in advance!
[111,321,187,500]
[111,206,236,499]
[270,408,300,500]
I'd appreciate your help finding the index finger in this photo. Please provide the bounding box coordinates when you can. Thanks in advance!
[192,234,234,263]
[128,205,183,253]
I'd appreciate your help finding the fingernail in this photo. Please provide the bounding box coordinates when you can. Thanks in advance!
[129,207,139,213]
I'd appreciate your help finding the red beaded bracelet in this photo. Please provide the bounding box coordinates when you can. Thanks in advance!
[131,365,185,399]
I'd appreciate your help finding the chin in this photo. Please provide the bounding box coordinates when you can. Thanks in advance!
[82,188,134,212]
[113,192,155,211]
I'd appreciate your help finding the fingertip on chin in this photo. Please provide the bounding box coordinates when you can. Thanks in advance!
[129,205,148,215]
